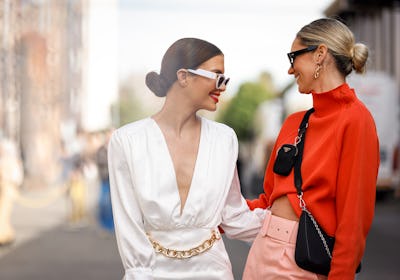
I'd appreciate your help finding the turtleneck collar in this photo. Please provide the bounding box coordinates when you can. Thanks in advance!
[311,83,356,117]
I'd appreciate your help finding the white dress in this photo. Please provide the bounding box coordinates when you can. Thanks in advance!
[108,116,265,280]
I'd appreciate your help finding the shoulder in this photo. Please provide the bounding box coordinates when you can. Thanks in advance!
[342,92,376,130]
[336,84,374,121]
[109,118,155,150]
[272,110,311,143]
[202,117,239,159]
[112,118,152,139]
[282,110,309,129]
[286,110,308,122]
[202,117,237,140]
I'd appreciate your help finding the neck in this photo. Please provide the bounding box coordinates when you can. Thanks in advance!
[152,94,199,137]
[312,61,346,94]
[313,75,345,94]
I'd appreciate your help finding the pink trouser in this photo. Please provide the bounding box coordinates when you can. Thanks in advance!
[243,210,327,280]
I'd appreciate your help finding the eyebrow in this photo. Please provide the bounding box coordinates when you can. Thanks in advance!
[210,69,223,74]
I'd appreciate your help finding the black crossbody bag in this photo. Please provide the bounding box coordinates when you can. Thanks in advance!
[273,108,361,276]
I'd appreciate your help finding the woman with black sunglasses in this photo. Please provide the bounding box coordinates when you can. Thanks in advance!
[243,18,379,280]
[108,37,265,280]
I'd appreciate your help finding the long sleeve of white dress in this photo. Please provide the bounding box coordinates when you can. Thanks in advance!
[108,128,155,279]
[108,117,265,280]
[220,167,266,242]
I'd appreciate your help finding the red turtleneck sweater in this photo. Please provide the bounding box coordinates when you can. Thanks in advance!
[247,83,380,279]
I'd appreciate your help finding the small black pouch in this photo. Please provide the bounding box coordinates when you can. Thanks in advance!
[273,144,298,176]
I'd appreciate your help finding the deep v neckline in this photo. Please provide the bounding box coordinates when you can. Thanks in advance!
[149,117,204,216]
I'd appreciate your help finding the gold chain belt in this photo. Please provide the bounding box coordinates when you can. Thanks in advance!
[146,229,221,259]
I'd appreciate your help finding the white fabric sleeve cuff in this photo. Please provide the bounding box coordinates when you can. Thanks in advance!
[124,267,153,280]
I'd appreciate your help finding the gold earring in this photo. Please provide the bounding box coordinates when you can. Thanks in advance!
[314,64,321,79]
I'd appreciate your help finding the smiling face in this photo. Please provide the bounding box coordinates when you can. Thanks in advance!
[186,54,227,111]
[287,38,318,94]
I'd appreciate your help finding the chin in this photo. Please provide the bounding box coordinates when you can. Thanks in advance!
[203,102,217,112]
[298,85,311,94]
[208,106,217,112]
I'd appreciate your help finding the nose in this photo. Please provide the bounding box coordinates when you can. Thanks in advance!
[288,65,294,75]
[218,84,227,92]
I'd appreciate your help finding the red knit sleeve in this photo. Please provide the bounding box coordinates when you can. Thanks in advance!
[246,193,269,210]
[328,106,379,280]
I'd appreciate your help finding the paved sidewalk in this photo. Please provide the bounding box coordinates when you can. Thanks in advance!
[0,189,69,259]
[0,224,124,280]
[0,182,124,280]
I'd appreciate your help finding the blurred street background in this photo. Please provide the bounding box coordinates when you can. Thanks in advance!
[1,0,400,279]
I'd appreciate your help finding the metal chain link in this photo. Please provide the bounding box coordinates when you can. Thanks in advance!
[294,135,302,146]
[294,122,308,146]
[298,194,332,259]
[303,208,332,259]
[146,230,221,259]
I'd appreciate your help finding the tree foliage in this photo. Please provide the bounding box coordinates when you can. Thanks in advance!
[111,85,144,127]
[217,73,275,141]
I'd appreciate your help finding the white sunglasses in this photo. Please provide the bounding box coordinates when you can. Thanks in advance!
[187,68,230,89]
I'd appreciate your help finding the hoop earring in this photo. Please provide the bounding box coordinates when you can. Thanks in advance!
[314,64,321,79]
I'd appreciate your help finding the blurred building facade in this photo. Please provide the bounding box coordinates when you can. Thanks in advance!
[0,0,87,186]
[0,0,118,188]
[325,0,400,89]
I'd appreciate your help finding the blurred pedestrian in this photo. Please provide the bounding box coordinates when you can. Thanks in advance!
[108,37,265,279]
[95,131,114,232]
[0,139,24,245]
[67,156,87,226]
[243,18,380,280]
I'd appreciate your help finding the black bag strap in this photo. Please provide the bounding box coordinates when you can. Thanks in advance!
[294,108,315,194]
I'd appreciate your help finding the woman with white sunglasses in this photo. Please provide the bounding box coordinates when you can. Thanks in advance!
[108,37,265,280]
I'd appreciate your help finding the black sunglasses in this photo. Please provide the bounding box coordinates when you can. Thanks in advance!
[287,45,318,67]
